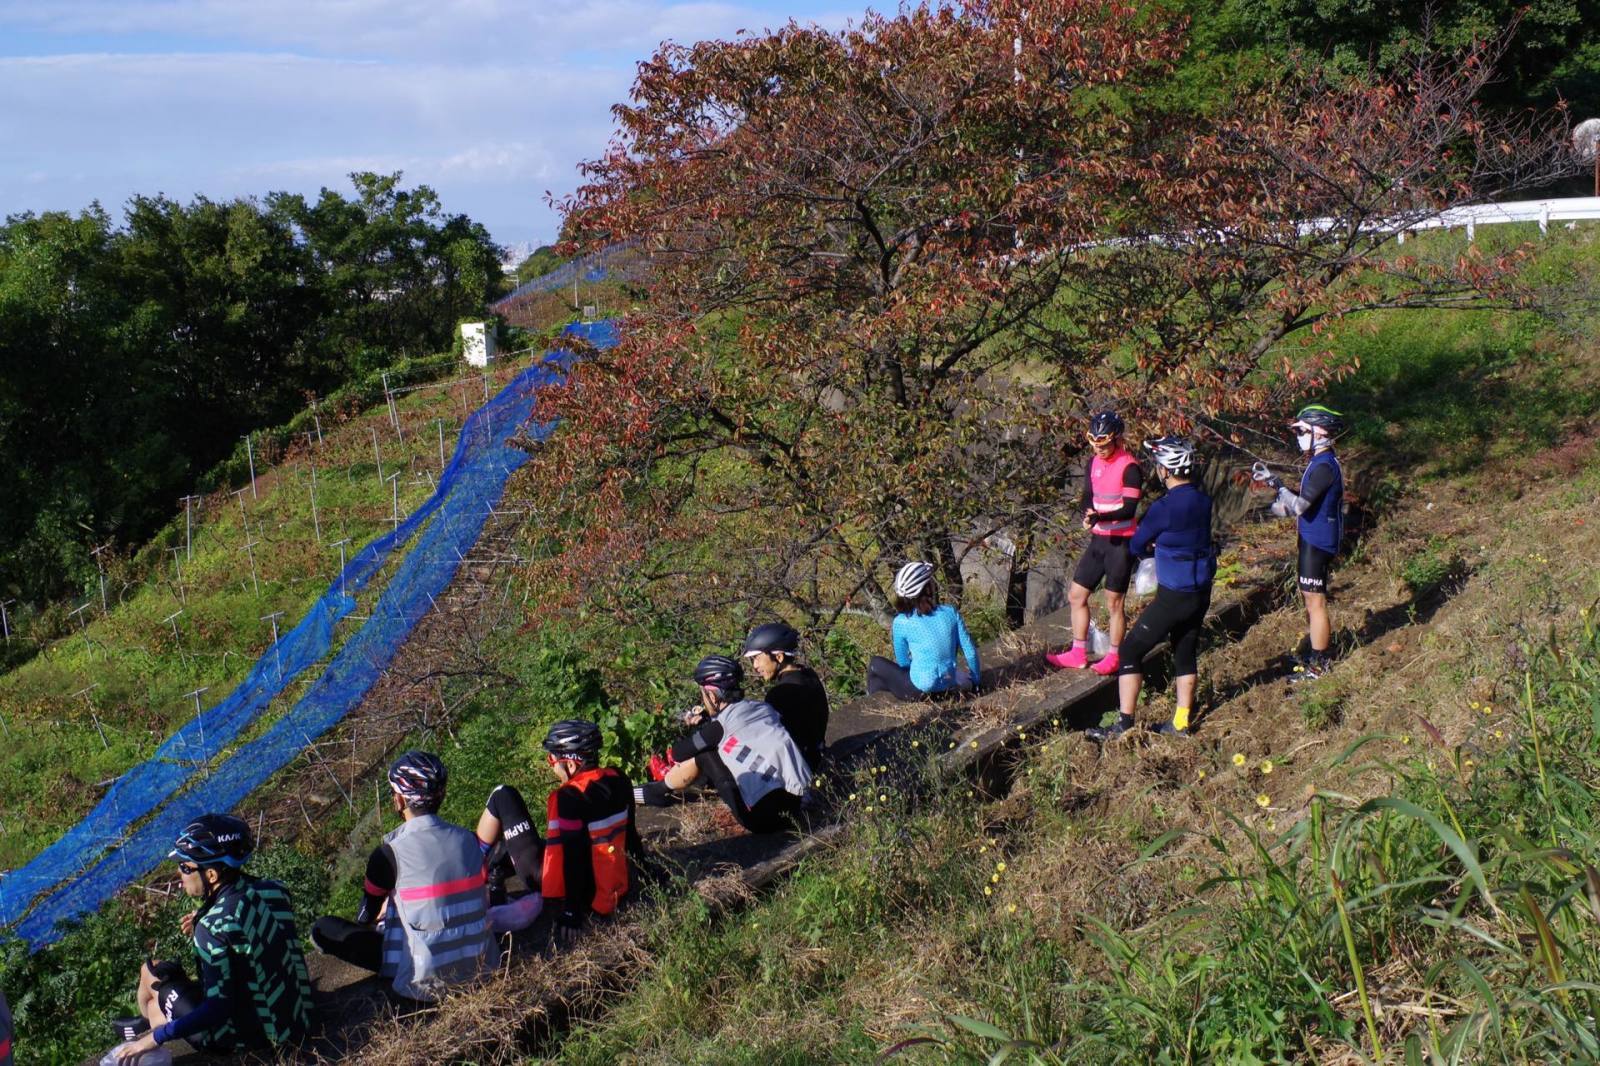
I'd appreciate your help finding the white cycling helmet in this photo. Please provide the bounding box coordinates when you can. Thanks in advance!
[893,561,936,599]
[1143,435,1196,477]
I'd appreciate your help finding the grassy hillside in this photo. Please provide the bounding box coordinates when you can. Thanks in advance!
[531,244,1600,1062]
[0,355,534,868]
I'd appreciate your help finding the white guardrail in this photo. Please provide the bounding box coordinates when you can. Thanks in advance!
[1298,196,1600,242]
[1411,196,1600,240]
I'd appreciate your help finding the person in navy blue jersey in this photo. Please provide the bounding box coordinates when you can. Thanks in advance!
[1254,404,1345,682]
[1087,437,1215,741]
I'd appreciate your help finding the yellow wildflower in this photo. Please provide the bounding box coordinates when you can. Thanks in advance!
[1232,753,1247,767]
[1256,793,1271,808]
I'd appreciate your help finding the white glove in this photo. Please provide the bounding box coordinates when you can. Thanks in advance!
[1251,462,1283,490]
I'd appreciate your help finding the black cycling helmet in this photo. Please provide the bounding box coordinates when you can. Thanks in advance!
[1292,404,1345,434]
[1088,410,1124,438]
[388,750,448,809]
[170,813,253,869]
[741,621,800,658]
[543,719,603,761]
[693,654,744,696]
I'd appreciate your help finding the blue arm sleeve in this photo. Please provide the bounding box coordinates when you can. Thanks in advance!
[892,617,910,668]
[153,996,230,1046]
[1130,496,1168,558]
[953,610,980,679]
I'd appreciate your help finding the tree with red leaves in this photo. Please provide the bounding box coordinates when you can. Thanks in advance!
[518,0,1569,643]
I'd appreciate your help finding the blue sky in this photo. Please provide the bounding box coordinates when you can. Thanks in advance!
[0,1,859,248]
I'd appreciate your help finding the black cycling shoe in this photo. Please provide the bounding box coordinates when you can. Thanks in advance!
[1287,657,1330,684]
[1085,717,1135,743]
[112,1016,152,1043]
[1156,721,1191,738]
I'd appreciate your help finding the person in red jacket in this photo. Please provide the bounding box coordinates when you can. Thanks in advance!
[473,723,643,941]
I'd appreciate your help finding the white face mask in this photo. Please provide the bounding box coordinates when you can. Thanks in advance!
[1296,431,1315,452]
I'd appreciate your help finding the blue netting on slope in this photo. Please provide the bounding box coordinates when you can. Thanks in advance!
[491,242,639,308]
[4,321,617,947]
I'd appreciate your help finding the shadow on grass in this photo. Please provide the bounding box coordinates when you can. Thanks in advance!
[1326,310,1599,478]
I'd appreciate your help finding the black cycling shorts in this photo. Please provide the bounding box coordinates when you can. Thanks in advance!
[148,959,203,1022]
[1298,539,1335,594]
[1072,535,1134,595]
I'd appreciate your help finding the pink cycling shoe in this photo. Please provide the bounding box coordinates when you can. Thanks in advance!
[1091,651,1121,676]
[1046,645,1090,670]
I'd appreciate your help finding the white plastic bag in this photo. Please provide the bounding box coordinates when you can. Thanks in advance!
[1087,621,1111,658]
[1133,557,1158,598]
[100,1044,174,1066]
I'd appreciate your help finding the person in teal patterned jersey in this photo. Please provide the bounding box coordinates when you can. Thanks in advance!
[111,815,315,1061]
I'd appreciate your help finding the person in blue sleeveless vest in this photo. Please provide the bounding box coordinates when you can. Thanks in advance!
[1086,437,1215,741]
[310,752,493,1002]
[1253,404,1345,682]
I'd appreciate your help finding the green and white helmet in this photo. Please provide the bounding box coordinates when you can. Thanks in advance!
[1291,404,1345,436]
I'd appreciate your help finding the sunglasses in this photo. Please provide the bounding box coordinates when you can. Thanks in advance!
[1086,433,1115,445]
[177,862,200,875]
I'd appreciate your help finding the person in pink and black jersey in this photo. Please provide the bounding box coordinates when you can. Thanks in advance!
[1047,410,1144,676]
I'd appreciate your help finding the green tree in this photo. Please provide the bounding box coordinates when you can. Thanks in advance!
[270,172,503,373]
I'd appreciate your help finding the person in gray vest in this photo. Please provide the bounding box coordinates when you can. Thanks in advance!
[635,655,813,833]
[310,751,493,1001]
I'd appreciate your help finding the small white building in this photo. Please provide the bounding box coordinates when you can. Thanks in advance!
[460,321,496,367]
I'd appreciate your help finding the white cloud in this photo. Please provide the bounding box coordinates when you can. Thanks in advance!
[0,1,861,242]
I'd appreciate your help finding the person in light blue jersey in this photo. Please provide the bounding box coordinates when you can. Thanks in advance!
[865,562,983,700]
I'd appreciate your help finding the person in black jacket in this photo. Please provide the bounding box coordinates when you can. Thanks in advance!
[741,622,830,767]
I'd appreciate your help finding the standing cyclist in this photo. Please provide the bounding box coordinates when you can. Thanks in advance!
[636,656,813,833]
[741,622,831,768]
[1254,404,1345,682]
[111,815,314,1061]
[1086,437,1215,741]
[1047,411,1144,675]
[311,752,493,1001]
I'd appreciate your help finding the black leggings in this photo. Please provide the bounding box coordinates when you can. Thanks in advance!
[865,656,922,700]
[310,916,383,973]
[865,656,972,701]
[1118,585,1211,677]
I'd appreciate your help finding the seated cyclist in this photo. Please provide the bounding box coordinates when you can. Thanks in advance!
[865,562,983,700]
[636,656,814,833]
[474,721,643,937]
[310,752,493,1002]
[740,621,830,768]
[111,815,314,1062]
